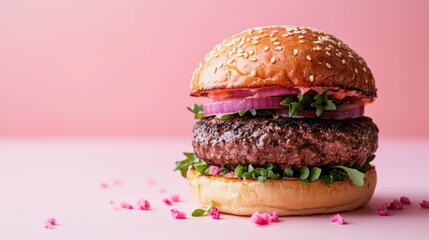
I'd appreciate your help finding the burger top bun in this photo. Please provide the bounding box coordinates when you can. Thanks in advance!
[190,26,376,98]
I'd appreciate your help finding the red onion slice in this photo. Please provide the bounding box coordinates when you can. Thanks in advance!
[203,97,282,116]
[277,104,364,120]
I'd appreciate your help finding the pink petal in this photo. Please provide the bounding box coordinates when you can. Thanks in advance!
[209,166,221,176]
[135,199,151,210]
[378,204,389,216]
[163,198,173,205]
[112,205,120,210]
[269,211,279,222]
[330,214,345,224]
[100,182,109,189]
[46,217,56,226]
[388,199,403,210]
[44,217,57,229]
[250,212,269,225]
[210,207,220,219]
[400,196,411,205]
[170,194,180,202]
[226,172,235,178]
[109,200,114,205]
[120,202,134,210]
[171,208,187,219]
[420,200,429,208]
[159,188,167,193]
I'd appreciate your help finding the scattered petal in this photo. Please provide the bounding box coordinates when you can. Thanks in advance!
[209,166,221,175]
[400,196,411,205]
[135,199,151,210]
[163,198,173,205]
[44,217,57,229]
[270,211,279,222]
[251,212,269,225]
[210,207,220,219]
[378,204,389,216]
[171,208,187,219]
[170,194,180,202]
[100,182,109,189]
[388,199,403,210]
[112,205,120,211]
[109,200,114,205]
[420,200,429,208]
[159,188,167,193]
[330,214,345,224]
[226,171,235,178]
[120,202,134,210]
[250,211,279,225]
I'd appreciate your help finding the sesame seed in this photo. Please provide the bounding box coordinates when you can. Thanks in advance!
[313,46,322,51]
[272,29,279,34]
[298,40,305,43]
[227,59,235,64]
[293,49,299,55]
[270,57,276,64]
[263,46,270,52]
[237,48,244,53]
[309,75,315,82]
[213,67,217,73]
[252,36,261,40]
[335,52,342,57]
[252,40,259,45]
[249,57,257,62]
[261,34,269,38]
[342,59,346,64]
[275,46,283,51]
[243,52,249,58]
[248,49,254,55]
[270,38,277,42]
[251,70,257,77]
[273,41,281,46]
[226,70,231,76]
[363,67,367,72]
[325,47,331,51]
[306,55,312,60]
[298,35,304,39]
[236,53,243,57]
[325,51,331,56]
[326,63,331,68]
[354,68,359,73]
[281,33,288,37]
[218,63,224,68]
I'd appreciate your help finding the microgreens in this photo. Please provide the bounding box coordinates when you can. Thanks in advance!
[187,104,204,119]
[192,201,214,217]
[174,153,375,187]
[280,90,342,117]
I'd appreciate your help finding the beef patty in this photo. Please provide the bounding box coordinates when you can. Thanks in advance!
[192,116,378,168]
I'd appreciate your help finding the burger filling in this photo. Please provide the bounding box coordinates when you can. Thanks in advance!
[178,87,378,187]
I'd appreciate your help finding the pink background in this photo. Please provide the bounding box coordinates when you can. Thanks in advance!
[0,0,428,137]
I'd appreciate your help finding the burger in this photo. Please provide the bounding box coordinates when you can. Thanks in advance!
[175,26,378,216]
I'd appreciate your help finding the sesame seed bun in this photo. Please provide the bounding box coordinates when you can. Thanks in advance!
[187,167,377,216]
[191,26,376,98]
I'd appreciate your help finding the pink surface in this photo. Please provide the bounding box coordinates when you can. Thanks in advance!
[0,0,428,136]
[0,137,428,239]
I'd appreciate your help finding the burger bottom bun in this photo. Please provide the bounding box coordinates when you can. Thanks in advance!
[187,167,376,216]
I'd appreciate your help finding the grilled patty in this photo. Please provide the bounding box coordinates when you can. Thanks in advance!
[192,116,378,168]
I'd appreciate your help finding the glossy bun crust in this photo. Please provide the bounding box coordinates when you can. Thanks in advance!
[187,168,377,216]
[191,26,376,98]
